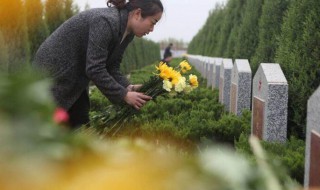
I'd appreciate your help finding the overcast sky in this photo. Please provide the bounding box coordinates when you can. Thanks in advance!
[74,0,227,43]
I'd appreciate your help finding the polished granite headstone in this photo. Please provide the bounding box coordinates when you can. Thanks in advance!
[251,63,288,143]
[219,59,233,110]
[230,59,252,116]
[304,86,320,188]
[212,58,222,90]
[206,58,215,88]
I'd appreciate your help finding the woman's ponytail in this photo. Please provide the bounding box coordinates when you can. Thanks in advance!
[107,0,126,9]
[107,0,164,16]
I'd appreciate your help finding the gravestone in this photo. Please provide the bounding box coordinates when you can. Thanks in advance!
[230,59,252,116]
[186,55,194,66]
[195,56,202,73]
[187,55,201,73]
[212,58,223,90]
[304,86,320,188]
[251,63,288,143]
[201,56,208,78]
[207,58,215,88]
[195,56,202,74]
[219,59,233,110]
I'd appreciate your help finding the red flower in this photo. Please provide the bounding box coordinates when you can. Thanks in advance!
[53,107,69,124]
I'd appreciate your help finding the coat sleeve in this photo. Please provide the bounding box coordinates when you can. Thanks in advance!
[85,16,128,104]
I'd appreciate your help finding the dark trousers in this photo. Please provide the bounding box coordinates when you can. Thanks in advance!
[68,90,90,129]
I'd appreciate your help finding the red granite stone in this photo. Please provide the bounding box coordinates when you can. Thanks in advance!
[310,130,320,187]
[252,97,264,140]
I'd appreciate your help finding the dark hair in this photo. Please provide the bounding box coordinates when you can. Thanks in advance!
[107,0,163,18]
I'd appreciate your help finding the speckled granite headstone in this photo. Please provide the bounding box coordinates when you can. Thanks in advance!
[201,56,208,78]
[187,55,201,73]
[219,59,233,110]
[194,56,202,73]
[304,86,320,188]
[230,59,252,116]
[203,57,209,80]
[194,56,203,76]
[207,58,215,88]
[186,55,194,66]
[251,63,288,143]
[212,58,222,89]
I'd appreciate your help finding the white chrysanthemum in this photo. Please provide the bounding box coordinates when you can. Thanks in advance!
[163,80,172,92]
[174,77,186,92]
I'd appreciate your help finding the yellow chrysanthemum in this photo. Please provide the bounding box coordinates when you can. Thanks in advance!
[156,62,177,81]
[160,67,175,80]
[179,60,192,73]
[169,70,181,85]
[163,80,172,92]
[189,74,198,88]
[156,62,168,72]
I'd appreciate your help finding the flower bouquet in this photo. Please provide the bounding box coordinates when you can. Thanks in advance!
[92,60,198,136]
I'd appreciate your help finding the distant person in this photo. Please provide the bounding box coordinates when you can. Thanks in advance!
[33,0,164,128]
[162,43,173,64]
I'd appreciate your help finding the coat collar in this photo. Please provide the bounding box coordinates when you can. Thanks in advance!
[118,8,129,39]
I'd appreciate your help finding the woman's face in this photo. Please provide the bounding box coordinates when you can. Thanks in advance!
[130,10,163,38]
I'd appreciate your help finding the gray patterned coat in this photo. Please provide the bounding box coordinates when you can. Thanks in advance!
[34,7,134,109]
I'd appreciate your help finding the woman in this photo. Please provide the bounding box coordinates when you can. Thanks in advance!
[34,0,163,128]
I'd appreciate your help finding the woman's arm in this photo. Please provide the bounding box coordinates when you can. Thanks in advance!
[85,16,128,104]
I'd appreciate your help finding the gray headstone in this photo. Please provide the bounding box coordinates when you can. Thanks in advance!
[219,59,233,110]
[212,58,223,89]
[187,55,201,74]
[251,63,288,143]
[230,59,252,116]
[194,56,202,73]
[206,58,215,88]
[304,86,320,188]
[201,56,208,78]
[204,57,209,79]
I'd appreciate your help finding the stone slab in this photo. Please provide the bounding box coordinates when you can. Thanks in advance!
[212,58,222,89]
[206,58,215,88]
[309,131,320,187]
[230,59,252,116]
[305,85,320,188]
[230,83,237,114]
[251,63,288,143]
[219,59,233,110]
[252,97,264,140]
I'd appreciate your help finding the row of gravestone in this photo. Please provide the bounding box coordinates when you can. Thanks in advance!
[186,55,320,188]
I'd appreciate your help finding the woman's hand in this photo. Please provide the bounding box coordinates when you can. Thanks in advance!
[124,91,152,110]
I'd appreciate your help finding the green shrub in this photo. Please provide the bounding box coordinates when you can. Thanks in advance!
[0,70,299,189]
[129,87,250,146]
[89,86,111,112]
[89,60,304,185]
[235,135,305,184]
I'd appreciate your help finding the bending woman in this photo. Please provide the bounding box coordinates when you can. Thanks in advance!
[34,0,163,128]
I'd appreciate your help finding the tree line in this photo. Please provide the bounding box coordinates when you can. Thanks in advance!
[188,0,320,140]
[0,0,160,74]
